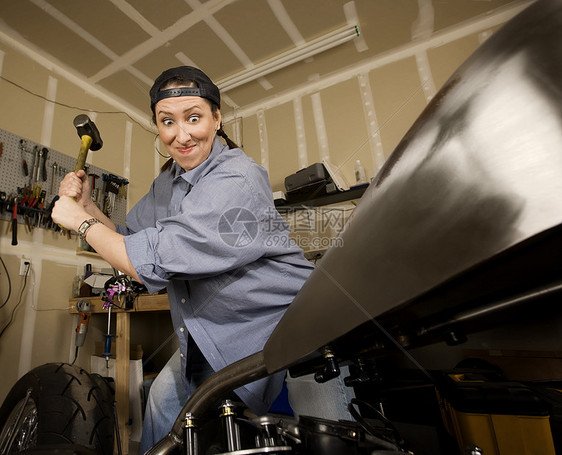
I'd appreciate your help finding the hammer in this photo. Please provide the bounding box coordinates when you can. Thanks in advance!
[73,114,103,173]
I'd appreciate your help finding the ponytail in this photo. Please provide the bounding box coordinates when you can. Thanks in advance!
[217,128,239,149]
[160,157,174,173]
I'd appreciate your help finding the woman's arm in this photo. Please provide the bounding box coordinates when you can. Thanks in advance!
[78,219,140,281]
[52,195,140,282]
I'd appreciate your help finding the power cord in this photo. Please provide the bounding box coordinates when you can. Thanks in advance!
[0,261,30,338]
[0,255,12,310]
[0,75,155,135]
[71,345,80,365]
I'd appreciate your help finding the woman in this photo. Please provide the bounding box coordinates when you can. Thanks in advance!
[53,66,353,451]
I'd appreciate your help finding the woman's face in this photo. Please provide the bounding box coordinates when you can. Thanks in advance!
[155,90,221,171]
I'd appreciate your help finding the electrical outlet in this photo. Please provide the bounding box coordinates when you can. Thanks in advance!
[19,258,31,276]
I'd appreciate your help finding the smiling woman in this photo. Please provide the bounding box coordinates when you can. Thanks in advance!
[51,65,355,453]
[149,67,232,173]
[155,93,220,172]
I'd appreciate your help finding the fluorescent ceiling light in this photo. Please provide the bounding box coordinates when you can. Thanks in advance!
[216,24,360,92]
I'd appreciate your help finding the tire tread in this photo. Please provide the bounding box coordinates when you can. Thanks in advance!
[0,363,114,455]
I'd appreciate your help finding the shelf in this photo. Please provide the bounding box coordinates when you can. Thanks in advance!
[275,184,368,210]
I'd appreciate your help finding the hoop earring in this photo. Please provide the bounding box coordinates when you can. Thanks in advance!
[154,134,171,159]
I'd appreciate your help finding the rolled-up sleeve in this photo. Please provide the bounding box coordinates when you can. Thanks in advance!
[123,227,169,294]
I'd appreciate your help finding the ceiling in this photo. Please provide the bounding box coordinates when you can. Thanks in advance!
[0,0,521,123]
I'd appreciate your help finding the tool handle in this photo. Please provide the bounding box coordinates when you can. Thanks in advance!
[103,333,112,358]
[75,312,91,347]
[33,149,41,183]
[75,136,93,173]
[41,149,48,181]
[11,203,18,246]
[29,149,37,184]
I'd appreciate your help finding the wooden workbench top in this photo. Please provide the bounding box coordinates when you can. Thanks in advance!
[68,293,169,313]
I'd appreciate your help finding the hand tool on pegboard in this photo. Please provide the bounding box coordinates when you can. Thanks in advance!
[31,145,40,184]
[19,185,31,233]
[40,148,48,182]
[1,126,125,228]
[89,173,101,207]
[42,196,59,231]
[10,191,22,246]
[19,139,29,177]
[0,192,6,214]
[102,174,121,217]
[36,189,46,227]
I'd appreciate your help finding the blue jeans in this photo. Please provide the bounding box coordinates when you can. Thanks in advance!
[140,348,355,453]
[140,345,214,453]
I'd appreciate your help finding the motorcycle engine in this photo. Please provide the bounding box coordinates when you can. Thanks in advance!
[190,399,407,455]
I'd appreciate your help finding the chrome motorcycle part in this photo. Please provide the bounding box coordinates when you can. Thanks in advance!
[313,346,340,383]
[220,400,241,451]
[183,413,197,455]
[252,415,290,448]
[213,448,292,454]
[0,389,36,454]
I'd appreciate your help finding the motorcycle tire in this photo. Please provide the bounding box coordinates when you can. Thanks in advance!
[0,363,114,455]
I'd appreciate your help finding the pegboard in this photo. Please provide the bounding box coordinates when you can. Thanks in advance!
[0,127,127,230]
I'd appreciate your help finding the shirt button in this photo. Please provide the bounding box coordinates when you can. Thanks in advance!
[180,353,184,358]
[180,327,184,332]
[181,298,186,303]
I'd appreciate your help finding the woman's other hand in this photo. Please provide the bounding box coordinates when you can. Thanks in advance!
[58,169,92,208]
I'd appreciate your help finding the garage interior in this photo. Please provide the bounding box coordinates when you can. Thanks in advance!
[0,1,561,454]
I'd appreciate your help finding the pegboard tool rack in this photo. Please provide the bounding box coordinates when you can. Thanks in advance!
[0,127,127,239]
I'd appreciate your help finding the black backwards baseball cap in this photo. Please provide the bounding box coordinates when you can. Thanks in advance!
[149,66,221,113]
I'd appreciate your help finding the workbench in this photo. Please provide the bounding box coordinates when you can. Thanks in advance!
[69,293,169,454]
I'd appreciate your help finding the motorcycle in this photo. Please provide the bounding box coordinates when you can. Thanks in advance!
[2,0,562,453]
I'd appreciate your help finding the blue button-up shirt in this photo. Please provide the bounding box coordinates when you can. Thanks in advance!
[118,137,314,414]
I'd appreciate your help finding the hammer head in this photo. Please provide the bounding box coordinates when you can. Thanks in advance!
[73,114,103,151]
